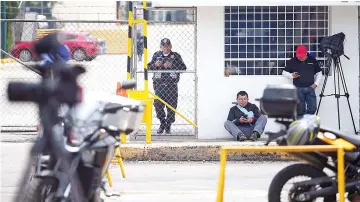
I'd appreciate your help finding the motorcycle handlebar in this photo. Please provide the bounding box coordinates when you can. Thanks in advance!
[120,79,137,90]
[7,82,45,102]
[7,63,85,105]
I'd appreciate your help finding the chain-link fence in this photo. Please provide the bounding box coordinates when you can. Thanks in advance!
[1,7,198,137]
[0,19,129,131]
[134,8,197,137]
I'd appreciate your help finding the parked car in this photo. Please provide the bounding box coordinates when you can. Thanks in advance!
[10,32,106,62]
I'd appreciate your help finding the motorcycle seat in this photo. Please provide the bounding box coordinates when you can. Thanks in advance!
[320,126,360,146]
[103,103,124,114]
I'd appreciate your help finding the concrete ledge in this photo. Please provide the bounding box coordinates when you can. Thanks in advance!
[114,141,298,162]
[1,135,298,161]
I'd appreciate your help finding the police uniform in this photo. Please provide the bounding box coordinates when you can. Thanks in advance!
[148,38,187,134]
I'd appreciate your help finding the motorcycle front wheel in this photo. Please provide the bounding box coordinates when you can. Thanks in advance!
[268,163,337,202]
[22,178,60,202]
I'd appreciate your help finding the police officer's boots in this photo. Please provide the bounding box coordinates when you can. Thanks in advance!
[157,122,166,134]
[165,124,171,134]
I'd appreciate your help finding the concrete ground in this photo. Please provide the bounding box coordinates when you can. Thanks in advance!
[0,142,297,202]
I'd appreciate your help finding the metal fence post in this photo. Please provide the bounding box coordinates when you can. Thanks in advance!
[143,1,149,92]
[1,2,7,59]
[127,2,133,81]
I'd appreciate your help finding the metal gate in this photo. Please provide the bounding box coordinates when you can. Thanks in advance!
[0,7,198,137]
[132,7,198,137]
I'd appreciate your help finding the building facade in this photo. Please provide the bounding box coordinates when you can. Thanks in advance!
[196,6,359,139]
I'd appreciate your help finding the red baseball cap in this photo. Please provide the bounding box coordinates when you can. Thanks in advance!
[296,45,307,57]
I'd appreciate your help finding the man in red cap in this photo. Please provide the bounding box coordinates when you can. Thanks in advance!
[282,45,323,117]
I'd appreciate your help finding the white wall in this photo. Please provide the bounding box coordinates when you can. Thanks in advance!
[197,6,359,139]
[317,6,359,133]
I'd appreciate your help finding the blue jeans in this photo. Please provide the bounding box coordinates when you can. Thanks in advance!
[297,87,317,116]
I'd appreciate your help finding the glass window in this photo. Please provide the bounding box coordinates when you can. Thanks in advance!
[224,6,329,76]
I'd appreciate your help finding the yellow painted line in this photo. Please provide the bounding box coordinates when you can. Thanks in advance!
[1,58,15,64]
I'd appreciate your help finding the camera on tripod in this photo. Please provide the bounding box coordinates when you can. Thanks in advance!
[319,32,347,59]
[316,32,358,134]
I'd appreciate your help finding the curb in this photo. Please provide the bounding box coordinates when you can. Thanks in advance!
[112,142,298,162]
[0,135,298,162]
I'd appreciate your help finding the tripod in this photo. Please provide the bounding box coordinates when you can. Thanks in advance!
[316,54,358,134]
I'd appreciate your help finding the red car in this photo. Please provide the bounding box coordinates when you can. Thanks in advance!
[10,32,105,62]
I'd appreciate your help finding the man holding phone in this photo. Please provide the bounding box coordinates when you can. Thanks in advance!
[148,38,187,134]
[224,91,268,141]
[282,45,323,117]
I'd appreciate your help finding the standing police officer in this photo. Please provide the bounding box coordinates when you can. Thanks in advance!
[148,38,187,134]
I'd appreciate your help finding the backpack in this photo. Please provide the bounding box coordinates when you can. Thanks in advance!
[319,32,346,58]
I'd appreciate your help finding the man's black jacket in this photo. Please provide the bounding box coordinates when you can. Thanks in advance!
[284,55,322,88]
[148,51,187,84]
[227,103,261,126]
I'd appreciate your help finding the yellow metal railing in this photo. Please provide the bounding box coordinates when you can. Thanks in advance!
[121,1,198,145]
[216,145,346,202]
[149,91,198,128]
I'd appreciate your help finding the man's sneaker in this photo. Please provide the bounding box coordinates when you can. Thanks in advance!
[249,132,259,141]
[237,133,247,142]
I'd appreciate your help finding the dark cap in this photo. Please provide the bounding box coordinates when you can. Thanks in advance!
[160,38,171,46]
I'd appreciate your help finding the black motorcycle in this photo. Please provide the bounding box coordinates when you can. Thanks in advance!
[10,33,144,202]
[259,84,360,202]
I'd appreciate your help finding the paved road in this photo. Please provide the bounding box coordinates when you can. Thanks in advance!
[1,142,295,202]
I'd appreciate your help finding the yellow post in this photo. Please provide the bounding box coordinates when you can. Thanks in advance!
[106,171,113,187]
[127,1,133,80]
[216,149,227,202]
[143,1,149,92]
[215,145,347,202]
[121,1,134,145]
[115,146,126,178]
[120,133,127,144]
[337,146,345,202]
[145,99,152,144]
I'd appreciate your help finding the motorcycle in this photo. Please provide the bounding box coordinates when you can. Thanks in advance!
[9,61,89,202]
[258,84,360,202]
[30,80,143,202]
[10,34,144,202]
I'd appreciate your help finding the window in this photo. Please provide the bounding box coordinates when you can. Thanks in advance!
[224,6,329,76]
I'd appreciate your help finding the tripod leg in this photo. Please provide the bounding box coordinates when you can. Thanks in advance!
[316,68,330,115]
[338,61,358,134]
[335,61,341,130]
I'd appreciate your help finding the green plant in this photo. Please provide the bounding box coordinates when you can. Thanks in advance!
[6,22,13,51]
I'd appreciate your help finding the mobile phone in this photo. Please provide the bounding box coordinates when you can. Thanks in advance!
[243,114,248,118]
[156,57,163,61]
[293,72,299,75]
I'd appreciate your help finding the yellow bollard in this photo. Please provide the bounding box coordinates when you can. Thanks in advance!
[145,99,153,144]
[106,170,113,187]
[115,146,126,178]
[120,133,127,144]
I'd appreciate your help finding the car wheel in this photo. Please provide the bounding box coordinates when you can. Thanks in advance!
[72,48,87,61]
[19,49,32,62]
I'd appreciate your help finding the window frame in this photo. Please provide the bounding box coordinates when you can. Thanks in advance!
[224,6,330,76]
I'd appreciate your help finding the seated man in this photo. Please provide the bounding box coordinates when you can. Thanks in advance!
[224,91,267,141]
